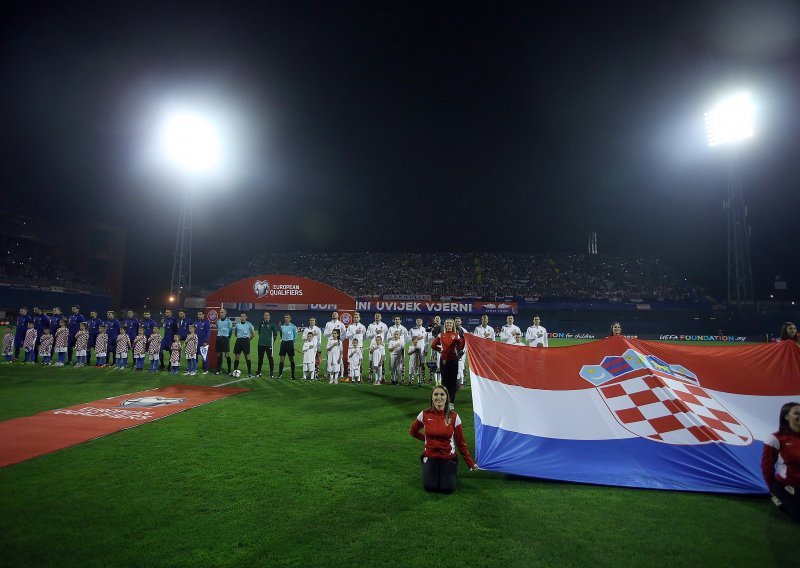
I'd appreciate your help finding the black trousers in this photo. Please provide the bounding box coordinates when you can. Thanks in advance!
[422,456,458,494]
[257,345,274,373]
[441,359,459,402]
[772,481,800,521]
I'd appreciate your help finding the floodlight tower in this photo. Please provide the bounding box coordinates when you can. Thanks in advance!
[158,111,221,300]
[705,93,755,308]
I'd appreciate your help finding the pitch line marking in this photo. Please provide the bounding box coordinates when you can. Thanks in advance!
[213,376,258,387]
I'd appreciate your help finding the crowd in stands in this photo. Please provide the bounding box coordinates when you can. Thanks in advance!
[0,210,100,292]
[206,252,705,302]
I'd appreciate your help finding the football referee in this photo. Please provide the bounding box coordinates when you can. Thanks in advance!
[215,308,232,375]
[278,313,299,380]
[232,312,255,378]
[257,311,279,378]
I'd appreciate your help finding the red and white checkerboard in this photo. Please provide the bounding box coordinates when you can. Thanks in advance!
[599,372,753,445]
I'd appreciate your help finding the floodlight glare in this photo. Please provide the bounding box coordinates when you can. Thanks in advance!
[159,111,221,173]
[704,93,754,147]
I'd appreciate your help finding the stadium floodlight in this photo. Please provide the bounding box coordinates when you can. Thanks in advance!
[158,111,221,175]
[704,93,754,147]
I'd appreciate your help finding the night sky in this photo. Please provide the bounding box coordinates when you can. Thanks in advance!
[2,0,799,306]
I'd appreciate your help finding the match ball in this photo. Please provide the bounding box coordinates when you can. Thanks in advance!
[231,369,241,378]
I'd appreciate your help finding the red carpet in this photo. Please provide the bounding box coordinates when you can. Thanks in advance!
[0,385,247,467]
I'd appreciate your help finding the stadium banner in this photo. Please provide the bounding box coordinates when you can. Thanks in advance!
[354,300,517,314]
[466,335,800,493]
[0,385,247,468]
[545,332,762,343]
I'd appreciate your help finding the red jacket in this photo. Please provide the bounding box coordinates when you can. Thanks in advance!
[761,429,800,487]
[431,331,465,362]
[409,408,475,468]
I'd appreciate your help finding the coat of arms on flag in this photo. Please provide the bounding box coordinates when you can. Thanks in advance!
[579,349,753,446]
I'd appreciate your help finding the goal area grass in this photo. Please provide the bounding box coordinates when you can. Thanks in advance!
[0,337,795,567]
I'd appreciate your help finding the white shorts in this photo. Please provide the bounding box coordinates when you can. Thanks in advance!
[76,350,87,357]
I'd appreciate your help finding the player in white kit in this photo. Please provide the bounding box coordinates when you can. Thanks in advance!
[525,315,548,347]
[499,315,522,344]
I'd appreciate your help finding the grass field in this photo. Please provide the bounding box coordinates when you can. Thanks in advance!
[1,337,796,567]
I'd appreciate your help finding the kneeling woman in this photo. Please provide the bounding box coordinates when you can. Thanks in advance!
[762,401,800,521]
[409,385,477,494]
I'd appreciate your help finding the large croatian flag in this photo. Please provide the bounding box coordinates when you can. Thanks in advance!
[466,335,800,493]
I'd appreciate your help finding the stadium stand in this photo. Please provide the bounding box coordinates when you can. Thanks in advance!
[0,207,115,313]
[203,252,708,303]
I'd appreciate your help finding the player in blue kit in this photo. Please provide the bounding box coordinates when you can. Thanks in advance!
[139,311,156,338]
[32,306,49,362]
[176,309,192,342]
[105,310,121,366]
[195,310,211,374]
[67,305,85,364]
[124,310,139,345]
[14,307,31,361]
[48,306,64,335]
[86,310,102,366]
[159,308,177,371]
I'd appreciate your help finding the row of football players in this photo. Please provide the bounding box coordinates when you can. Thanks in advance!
[3,305,210,371]
[298,312,549,385]
[2,319,208,375]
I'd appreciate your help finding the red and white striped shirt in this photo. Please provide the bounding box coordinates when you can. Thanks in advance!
[116,334,131,355]
[185,334,198,358]
[54,328,69,350]
[147,333,161,356]
[39,334,54,355]
[23,328,37,350]
[133,335,147,357]
[75,330,89,351]
[95,333,108,354]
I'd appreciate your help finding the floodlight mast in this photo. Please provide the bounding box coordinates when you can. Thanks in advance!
[170,190,192,301]
[705,94,755,308]
[160,110,221,301]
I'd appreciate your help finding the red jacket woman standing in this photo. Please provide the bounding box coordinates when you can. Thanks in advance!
[431,318,465,404]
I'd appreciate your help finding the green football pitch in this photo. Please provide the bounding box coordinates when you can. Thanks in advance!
[0,337,795,567]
